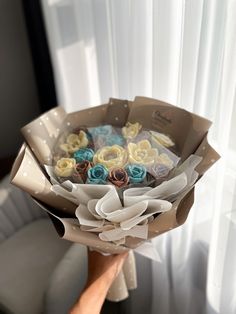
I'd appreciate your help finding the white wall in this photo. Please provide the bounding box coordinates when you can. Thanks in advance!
[0,1,40,158]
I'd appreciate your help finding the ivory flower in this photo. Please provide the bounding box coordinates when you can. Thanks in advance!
[54,158,76,177]
[156,153,174,168]
[150,131,174,147]
[60,131,88,153]
[93,145,128,170]
[128,140,158,165]
[122,122,142,139]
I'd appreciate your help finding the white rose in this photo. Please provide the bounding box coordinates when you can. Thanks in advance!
[54,158,76,177]
[60,131,88,153]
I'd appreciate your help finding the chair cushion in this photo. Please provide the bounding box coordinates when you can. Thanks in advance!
[0,219,71,314]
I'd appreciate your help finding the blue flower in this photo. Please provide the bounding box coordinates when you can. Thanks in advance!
[73,148,94,163]
[125,164,146,183]
[88,125,113,139]
[105,134,125,146]
[87,164,108,184]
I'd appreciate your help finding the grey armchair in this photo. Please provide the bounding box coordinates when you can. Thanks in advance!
[0,175,75,314]
[0,176,122,314]
[0,176,152,314]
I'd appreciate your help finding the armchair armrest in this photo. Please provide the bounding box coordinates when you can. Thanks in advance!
[0,175,47,244]
[44,244,87,314]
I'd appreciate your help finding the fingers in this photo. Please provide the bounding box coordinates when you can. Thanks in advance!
[112,251,129,274]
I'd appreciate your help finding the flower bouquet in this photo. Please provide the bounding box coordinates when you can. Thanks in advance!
[10,97,220,301]
[52,118,179,183]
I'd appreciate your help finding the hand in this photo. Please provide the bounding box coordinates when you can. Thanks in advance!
[70,250,128,314]
[86,250,129,288]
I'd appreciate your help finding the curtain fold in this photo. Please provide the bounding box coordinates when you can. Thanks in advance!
[41,0,236,313]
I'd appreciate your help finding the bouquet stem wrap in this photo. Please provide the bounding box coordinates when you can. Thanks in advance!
[11,97,220,302]
[107,250,137,301]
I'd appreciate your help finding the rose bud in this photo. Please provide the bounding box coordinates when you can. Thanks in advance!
[73,160,94,183]
[87,164,108,184]
[108,168,129,188]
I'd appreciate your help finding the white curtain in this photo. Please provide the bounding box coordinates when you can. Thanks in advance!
[41,1,236,313]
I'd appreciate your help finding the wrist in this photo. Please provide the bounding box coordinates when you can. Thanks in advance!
[87,266,117,289]
[72,277,110,314]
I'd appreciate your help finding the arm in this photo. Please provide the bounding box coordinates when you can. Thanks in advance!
[70,250,128,314]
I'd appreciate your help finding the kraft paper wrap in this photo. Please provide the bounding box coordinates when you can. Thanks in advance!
[11,97,220,302]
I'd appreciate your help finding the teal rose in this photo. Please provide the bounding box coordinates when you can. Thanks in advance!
[106,134,125,146]
[88,125,113,138]
[125,164,147,184]
[87,164,108,184]
[73,148,94,163]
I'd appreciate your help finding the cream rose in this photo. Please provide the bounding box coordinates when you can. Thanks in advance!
[150,131,174,147]
[54,158,76,177]
[128,140,158,165]
[156,153,174,168]
[122,122,142,139]
[93,145,128,170]
[60,131,88,153]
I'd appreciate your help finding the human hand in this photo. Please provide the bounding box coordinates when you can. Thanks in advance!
[86,249,129,288]
[70,250,128,314]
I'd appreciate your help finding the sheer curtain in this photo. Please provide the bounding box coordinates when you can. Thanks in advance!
[41,1,236,313]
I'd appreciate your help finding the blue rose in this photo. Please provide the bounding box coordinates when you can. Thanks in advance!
[73,148,94,163]
[88,125,113,139]
[125,164,147,183]
[105,134,125,146]
[87,164,108,184]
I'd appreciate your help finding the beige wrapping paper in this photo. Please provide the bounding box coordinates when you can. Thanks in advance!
[11,97,220,302]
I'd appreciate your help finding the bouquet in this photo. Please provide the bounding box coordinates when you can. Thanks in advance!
[11,97,220,301]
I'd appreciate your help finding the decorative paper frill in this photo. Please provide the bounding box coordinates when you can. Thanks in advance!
[45,154,201,245]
